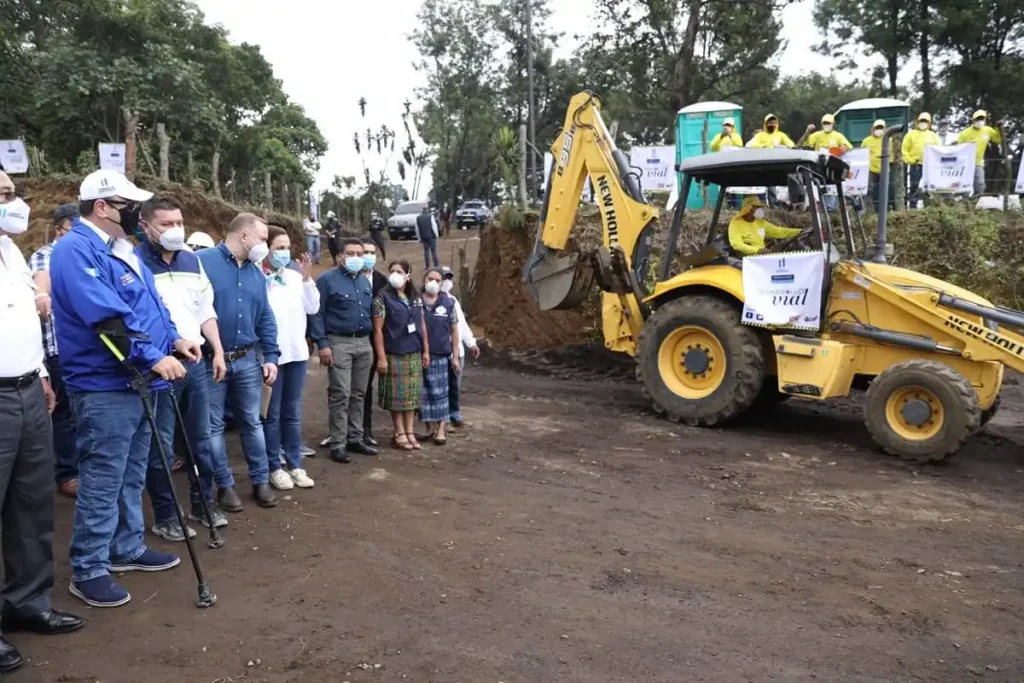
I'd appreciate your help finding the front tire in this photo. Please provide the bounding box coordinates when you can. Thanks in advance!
[636,296,765,426]
[864,360,981,463]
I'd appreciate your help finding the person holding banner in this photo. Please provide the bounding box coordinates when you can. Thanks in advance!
[901,113,940,208]
[861,120,890,211]
[710,118,743,151]
[957,110,1003,196]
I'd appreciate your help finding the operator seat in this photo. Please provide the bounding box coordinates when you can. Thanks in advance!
[679,234,743,272]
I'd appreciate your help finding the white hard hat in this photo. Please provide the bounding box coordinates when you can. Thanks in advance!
[326,210,335,218]
[186,231,215,249]
[79,169,153,202]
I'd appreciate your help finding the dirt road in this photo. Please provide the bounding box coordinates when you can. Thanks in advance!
[11,234,1024,683]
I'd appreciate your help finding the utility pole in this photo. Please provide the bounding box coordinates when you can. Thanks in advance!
[525,0,538,207]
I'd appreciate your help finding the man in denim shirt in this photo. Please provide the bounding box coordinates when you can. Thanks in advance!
[198,213,280,510]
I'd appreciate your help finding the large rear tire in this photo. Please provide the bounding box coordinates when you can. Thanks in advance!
[864,360,980,463]
[636,296,765,426]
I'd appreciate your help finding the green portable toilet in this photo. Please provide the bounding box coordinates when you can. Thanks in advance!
[675,101,743,209]
[836,98,910,205]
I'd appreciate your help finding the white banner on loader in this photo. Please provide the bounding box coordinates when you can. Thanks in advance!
[0,140,29,174]
[98,143,127,173]
[921,143,975,194]
[629,145,676,192]
[841,147,870,196]
[741,250,825,331]
[1016,155,1024,195]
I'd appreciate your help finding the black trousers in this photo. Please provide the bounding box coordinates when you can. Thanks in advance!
[0,377,55,613]
[370,230,386,261]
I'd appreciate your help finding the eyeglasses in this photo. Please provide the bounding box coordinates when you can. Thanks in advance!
[0,189,17,202]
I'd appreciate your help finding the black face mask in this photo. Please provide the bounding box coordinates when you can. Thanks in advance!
[121,204,143,241]
[767,124,778,132]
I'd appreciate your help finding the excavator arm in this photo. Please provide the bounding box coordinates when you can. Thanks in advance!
[522,91,660,355]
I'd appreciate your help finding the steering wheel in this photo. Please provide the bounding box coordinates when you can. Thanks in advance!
[764,226,817,254]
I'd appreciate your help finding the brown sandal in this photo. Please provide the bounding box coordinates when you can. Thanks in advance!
[391,432,414,451]
[408,434,422,450]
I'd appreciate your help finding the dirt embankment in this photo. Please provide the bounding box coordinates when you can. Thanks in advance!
[16,175,303,254]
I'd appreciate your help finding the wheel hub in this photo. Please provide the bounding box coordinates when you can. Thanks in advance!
[683,347,711,375]
[900,398,933,426]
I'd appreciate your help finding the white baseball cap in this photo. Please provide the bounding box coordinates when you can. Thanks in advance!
[79,170,153,202]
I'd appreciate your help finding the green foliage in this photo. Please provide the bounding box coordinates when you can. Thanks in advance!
[499,203,527,231]
[0,0,325,208]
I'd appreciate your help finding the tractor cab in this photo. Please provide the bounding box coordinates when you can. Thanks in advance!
[659,149,855,282]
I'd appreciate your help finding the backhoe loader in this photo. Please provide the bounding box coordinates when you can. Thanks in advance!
[523,91,1024,463]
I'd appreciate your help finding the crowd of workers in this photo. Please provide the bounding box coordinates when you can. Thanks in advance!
[709,109,1005,206]
[0,168,478,674]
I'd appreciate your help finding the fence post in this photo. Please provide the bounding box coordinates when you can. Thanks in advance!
[211,147,221,197]
[294,183,302,215]
[157,123,170,181]
[123,107,139,180]
[279,181,288,214]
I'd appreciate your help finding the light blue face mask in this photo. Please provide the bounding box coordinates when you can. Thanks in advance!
[343,256,363,274]
[270,250,291,271]
[362,253,377,271]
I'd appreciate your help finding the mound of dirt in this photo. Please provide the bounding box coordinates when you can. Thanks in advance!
[15,175,303,255]
[469,217,599,350]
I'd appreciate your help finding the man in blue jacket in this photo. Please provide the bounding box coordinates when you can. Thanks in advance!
[198,213,280,510]
[50,170,202,608]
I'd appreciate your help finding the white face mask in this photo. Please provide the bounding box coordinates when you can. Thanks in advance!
[158,226,187,251]
[0,198,30,235]
[753,208,765,220]
[822,124,833,132]
[388,272,407,290]
[424,280,441,295]
[973,120,985,129]
[874,129,884,138]
[440,280,454,293]
[246,236,270,263]
[917,122,928,131]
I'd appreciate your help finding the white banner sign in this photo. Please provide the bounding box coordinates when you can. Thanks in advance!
[921,143,975,194]
[0,140,29,174]
[1016,156,1024,195]
[742,250,825,330]
[98,143,127,173]
[629,145,675,192]
[841,147,870,196]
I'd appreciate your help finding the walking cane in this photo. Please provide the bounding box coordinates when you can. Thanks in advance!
[97,324,218,609]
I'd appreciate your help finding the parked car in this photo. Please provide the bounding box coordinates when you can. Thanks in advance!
[387,200,429,240]
[455,199,491,228]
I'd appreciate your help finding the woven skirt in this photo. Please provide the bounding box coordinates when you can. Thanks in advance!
[379,353,422,412]
[419,355,450,422]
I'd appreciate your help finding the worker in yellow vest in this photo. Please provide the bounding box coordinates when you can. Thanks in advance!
[956,110,1003,196]
[860,120,891,211]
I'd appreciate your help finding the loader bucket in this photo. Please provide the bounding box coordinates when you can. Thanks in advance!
[525,251,596,311]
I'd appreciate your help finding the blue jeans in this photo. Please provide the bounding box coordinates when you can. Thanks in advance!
[264,360,308,472]
[422,238,439,268]
[208,352,269,487]
[45,355,79,484]
[68,390,151,582]
[146,360,216,522]
[305,235,320,263]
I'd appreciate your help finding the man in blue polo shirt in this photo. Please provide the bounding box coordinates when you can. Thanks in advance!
[137,196,229,541]
[50,170,202,608]
[198,213,280,510]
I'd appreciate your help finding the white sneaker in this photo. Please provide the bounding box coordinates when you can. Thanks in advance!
[269,469,294,490]
[289,468,314,488]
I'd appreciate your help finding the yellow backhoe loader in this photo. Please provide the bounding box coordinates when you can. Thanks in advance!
[523,91,1022,463]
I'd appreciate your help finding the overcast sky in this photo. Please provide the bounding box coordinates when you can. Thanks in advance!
[195,0,820,198]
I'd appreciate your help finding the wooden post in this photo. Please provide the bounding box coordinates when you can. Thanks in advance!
[294,183,302,216]
[211,146,221,197]
[186,150,196,186]
[264,171,272,208]
[700,120,709,209]
[122,107,139,180]
[279,180,288,213]
[228,168,237,203]
[156,123,170,181]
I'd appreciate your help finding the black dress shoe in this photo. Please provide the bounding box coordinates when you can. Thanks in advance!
[252,484,278,508]
[346,441,378,456]
[329,449,352,464]
[1,608,84,635]
[217,486,244,512]
[364,435,379,448]
[0,638,22,674]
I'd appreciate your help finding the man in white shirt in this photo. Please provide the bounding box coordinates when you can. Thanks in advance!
[136,196,230,539]
[440,268,480,427]
[0,171,83,674]
[303,213,322,265]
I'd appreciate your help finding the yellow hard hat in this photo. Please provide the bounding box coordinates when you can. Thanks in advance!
[763,113,778,124]
[821,113,835,124]
[740,196,765,214]
[972,109,988,120]
[872,119,886,130]
[723,117,735,127]
[917,112,932,123]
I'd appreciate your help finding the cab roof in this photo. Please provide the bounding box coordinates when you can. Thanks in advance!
[677,149,845,186]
